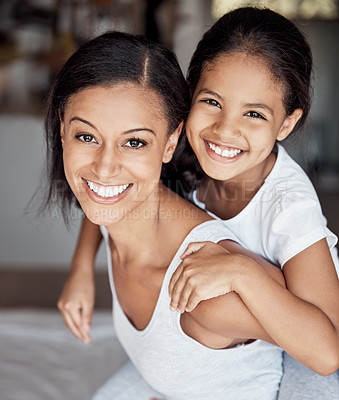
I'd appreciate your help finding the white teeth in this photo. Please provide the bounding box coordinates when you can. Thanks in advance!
[207,142,242,158]
[86,180,129,198]
[98,186,105,197]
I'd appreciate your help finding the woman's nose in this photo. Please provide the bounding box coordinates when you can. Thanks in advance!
[92,145,122,179]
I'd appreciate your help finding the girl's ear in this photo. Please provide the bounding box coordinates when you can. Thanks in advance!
[162,121,184,164]
[277,108,303,142]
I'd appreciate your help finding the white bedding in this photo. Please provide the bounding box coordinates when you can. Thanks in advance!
[0,309,127,400]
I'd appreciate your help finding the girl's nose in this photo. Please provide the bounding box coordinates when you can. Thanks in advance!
[212,113,241,139]
[92,145,122,179]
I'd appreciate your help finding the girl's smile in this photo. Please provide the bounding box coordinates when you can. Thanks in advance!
[205,140,243,163]
[60,84,179,225]
[186,52,302,184]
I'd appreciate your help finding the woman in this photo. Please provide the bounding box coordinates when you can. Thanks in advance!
[47,31,286,399]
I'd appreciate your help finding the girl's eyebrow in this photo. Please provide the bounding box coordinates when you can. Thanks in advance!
[196,88,223,102]
[69,116,155,136]
[243,103,274,116]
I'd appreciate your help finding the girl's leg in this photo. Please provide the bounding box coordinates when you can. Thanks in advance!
[92,359,164,400]
[278,352,339,400]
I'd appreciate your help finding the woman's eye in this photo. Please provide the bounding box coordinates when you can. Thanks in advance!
[245,111,265,119]
[204,99,221,108]
[76,133,96,143]
[124,138,147,149]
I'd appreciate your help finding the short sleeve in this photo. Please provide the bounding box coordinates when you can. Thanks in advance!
[268,196,338,268]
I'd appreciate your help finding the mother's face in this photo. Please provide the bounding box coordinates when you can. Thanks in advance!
[60,84,180,225]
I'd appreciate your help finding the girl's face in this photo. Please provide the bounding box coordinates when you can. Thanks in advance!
[60,84,180,225]
[186,52,302,182]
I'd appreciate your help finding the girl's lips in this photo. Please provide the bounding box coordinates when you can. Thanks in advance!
[82,178,132,204]
[204,140,244,163]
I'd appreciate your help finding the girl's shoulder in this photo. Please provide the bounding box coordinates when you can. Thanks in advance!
[268,144,316,192]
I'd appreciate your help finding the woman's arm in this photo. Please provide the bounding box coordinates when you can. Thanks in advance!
[170,239,339,375]
[57,215,103,344]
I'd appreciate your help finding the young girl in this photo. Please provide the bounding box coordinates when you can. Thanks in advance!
[58,6,339,397]
[50,30,289,400]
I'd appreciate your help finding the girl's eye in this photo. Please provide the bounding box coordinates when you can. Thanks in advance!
[124,138,147,149]
[76,133,97,143]
[204,99,221,108]
[245,111,265,120]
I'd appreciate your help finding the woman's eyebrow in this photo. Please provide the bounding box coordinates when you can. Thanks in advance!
[123,128,155,136]
[69,116,97,130]
[69,117,155,136]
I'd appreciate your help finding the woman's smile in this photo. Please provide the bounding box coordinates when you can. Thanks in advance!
[84,179,132,204]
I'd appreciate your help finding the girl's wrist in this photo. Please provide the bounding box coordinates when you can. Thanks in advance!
[230,255,263,294]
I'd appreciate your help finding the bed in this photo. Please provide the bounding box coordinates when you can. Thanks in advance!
[0,309,127,400]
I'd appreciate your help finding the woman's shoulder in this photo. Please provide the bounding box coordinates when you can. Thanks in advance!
[163,186,213,225]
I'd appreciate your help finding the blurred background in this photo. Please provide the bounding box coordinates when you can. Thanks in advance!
[1,0,339,308]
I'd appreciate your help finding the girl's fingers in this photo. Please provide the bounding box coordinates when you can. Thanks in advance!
[170,274,188,311]
[176,284,193,313]
[185,292,201,313]
[180,242,206,260]
[169,264,183,296]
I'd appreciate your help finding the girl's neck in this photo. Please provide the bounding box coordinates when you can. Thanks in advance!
[198,151,277,219]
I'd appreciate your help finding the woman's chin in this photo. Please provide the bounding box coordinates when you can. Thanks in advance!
[81,205,139,227]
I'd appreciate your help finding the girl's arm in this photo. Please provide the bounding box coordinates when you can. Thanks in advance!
[57,215,103,344]
[170,239,339,375]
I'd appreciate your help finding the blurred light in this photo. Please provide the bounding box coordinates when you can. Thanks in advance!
[211,0,338,20]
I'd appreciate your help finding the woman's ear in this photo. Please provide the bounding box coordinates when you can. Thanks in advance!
[277,108,303,142]
[59,112,65,146]
[162,121,184,164]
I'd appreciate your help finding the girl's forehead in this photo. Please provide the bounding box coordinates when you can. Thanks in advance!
[204,52,270,76]
[201,52,284,93]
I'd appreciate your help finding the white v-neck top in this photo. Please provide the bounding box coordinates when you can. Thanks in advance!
[101,220,282,400]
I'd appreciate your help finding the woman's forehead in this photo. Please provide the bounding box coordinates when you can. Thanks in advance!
[64,84,169,132]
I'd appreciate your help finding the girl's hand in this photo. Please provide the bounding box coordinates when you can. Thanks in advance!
[169,241,236,313]
[57,270,95,344]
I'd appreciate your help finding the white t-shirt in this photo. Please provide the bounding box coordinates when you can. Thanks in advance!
[192,144,339,272]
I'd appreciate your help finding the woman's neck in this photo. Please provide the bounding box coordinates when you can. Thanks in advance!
[105,184,209,268]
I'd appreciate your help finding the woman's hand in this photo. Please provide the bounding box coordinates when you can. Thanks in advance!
[169,241,236,313]
[57,269,95,344]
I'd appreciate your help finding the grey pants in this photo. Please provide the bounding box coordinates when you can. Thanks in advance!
[278,352,339,399]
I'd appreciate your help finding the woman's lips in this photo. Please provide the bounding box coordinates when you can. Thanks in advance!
[83,178,132,204]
